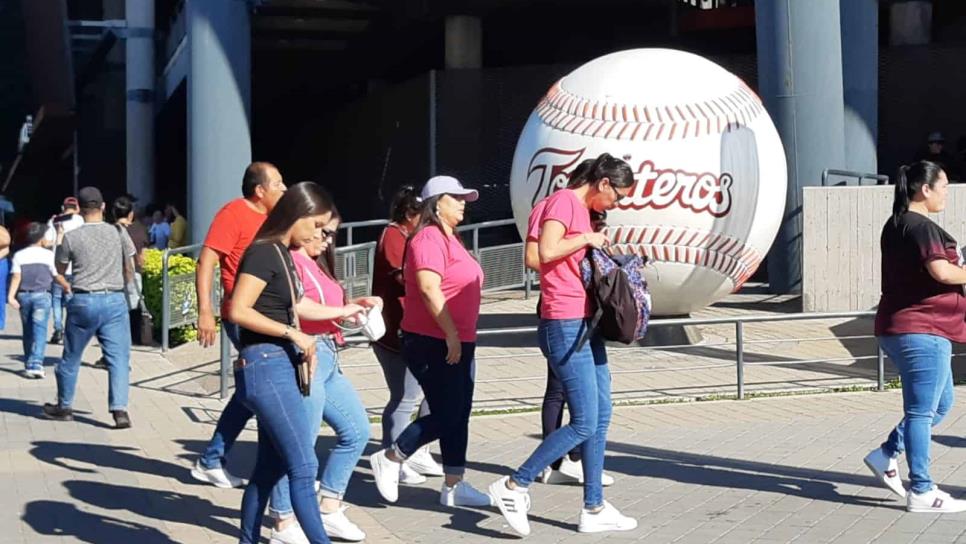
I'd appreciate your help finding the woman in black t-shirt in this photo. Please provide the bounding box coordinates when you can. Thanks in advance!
[228,182,364,544]
[865,161,966,514]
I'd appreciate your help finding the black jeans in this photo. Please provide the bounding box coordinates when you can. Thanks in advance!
[541,360,581,469]
[395,332,475,476]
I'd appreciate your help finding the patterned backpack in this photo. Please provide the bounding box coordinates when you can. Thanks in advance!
[578,248,651,347]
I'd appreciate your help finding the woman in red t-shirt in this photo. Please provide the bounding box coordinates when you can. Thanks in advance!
[371,185,443,481]
[369,176,491,508]
[491,153,638,536]
[865,161,966,513]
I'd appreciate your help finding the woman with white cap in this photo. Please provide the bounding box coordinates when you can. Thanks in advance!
[369,175,492,508]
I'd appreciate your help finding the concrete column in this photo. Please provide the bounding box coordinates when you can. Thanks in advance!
[756,0,847,293]
[445,15,482,69]
[186,0,252,243]
[125,0,156,203]
[840,0,878,175]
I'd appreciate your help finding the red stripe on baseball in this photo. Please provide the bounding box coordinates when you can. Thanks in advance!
[617,123,632,140]
[633,105,641,123]
[644,106,652,123]
[655,124,666,140]
[604,121,620,139]
[630,123,643,140]
[669,123,677,140]
[643,123,655,141]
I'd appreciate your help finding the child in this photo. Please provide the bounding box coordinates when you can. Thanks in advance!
[8,222,70,378]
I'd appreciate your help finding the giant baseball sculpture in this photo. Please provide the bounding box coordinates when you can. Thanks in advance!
[510,49,787,315]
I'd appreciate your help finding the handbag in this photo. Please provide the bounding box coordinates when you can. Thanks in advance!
[115,225,140,311]
[271,244,312,397]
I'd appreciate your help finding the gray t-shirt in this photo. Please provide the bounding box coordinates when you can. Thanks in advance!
[56,222,136,292]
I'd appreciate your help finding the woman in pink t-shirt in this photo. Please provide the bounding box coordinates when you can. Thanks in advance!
[491,153,639,536]
[369,176,492,509]
[267,210,382,542]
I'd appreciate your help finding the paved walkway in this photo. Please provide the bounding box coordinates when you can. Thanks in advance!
[4,296,966,543]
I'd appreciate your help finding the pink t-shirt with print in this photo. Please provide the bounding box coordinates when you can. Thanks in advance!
[401,226,484,342]
[539,189,592,320]
[291,250,344,338]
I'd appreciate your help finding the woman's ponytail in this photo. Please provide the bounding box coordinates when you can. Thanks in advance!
[891,161,944,226]
[566,153,635,190]
[892,165,911,226]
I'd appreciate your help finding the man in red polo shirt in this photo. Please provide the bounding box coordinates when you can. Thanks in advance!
[190,162,286,488]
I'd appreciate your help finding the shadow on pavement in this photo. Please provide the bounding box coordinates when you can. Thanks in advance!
[30,441,196,484]
[934,434,966,448]
[0,398,114,429]
[604,439,927,509]
[23,500,179,544]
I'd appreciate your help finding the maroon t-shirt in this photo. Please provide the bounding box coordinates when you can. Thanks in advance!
[875,211,966,342]
[371,224,408,351]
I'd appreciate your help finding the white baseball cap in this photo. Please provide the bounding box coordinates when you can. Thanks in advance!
[419,175,479,202]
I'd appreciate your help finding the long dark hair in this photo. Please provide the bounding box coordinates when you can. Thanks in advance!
[892,161,945,225]
[254,181,334,244]
[389,185,422,224]
[408,194,465,246]
[316,205,342,281]
[566,153,635,190]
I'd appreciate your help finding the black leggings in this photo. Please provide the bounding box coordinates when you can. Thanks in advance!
[541,359,581,469]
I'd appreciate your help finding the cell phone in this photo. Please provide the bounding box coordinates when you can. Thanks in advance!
[53,213,73,223]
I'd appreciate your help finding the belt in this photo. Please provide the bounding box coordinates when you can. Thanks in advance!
[73,289,123,295]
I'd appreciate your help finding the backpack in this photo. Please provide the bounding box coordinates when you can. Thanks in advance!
[578,248,651,347]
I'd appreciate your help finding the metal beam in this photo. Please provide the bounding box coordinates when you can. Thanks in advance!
[253,15,369,33]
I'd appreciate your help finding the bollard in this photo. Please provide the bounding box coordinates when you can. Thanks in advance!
[161,249,170,353]
[876,340,885,392]
[220,323,230,399]
[736,321,745,400]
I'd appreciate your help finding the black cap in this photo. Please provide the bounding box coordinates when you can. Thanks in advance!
[77,186,104,208]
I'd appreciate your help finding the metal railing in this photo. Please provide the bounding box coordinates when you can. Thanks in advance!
[822,169,890,187]
[473,310,886,400]
[160,243,204,352]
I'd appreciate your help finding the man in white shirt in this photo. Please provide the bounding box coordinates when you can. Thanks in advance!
[45,196,84,345]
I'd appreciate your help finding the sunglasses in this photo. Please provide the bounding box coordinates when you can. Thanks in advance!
[321,228,337,240]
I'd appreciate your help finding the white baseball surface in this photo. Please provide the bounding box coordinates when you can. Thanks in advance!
[510,48,787,315]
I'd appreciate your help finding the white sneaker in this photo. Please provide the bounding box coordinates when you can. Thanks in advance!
[400,461,427,485]
[269,521,310,544]
[407,446,444,476]
[24,368,45,379]
[190,459,245,489]
[489,476,531,536]
[322,505,366,542]
[863,447,906,498]
[370,448,401,503]
[907,486,966,513]
[440,480,493,507]
[578,501,638,533]
[558,457,616,487]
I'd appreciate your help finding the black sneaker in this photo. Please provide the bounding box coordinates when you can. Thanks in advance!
[49,331,63,345]
[94,357,108,369]
[112,410,131,429]
[42,403,74,421]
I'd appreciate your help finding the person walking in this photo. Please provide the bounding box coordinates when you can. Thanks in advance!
[113,197,149,345]
[8,222,70,378]
[267,209,376,543]
[228,181,359,544]
[45,196,84,345]
[369,176,491,508]
[148,208,171,249]
[191,162,288,488]
[371,185,444,483]
[489,153,638,536]
[41,187,137,429]
[525,168,616,486]
[863,161,966,513]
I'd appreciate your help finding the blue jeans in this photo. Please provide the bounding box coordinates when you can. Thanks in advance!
[17,291,51,369]
[394,332,476,475]
[512,318,611,509]
[878,333,955,494]
[55,292,131,411]
[50,275,72,334]
[270,337,369,517]
[235,343,329,544]
[199,320,256,470]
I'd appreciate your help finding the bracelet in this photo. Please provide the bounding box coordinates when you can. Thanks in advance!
[282,325,292,339]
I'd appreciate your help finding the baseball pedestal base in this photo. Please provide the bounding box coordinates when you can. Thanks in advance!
[607,315,702,349]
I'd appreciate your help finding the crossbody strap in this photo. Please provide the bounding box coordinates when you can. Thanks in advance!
[270,243,301,331]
